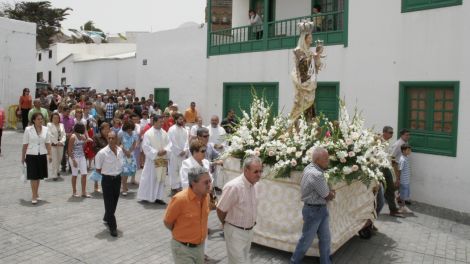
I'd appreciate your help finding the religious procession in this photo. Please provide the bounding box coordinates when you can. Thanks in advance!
[1,1,468,264]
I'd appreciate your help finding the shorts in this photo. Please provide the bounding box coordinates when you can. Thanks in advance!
[399,183,410,200]
[69,156,87,176]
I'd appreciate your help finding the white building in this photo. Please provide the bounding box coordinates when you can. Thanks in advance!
[136,23,208,115]
[0,17,36,109]
[36,43,136,89]
[136,0,469,213]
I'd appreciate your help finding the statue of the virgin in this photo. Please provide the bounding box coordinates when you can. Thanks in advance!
[290,21,324,121]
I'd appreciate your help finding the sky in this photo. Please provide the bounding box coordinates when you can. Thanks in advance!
[3,0,207,34]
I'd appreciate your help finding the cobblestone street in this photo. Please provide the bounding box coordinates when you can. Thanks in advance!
[1,130,469,264]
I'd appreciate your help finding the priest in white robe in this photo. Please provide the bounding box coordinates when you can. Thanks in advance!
[167,113,189,195]
[208,115,226,152]
[137,115,169,204]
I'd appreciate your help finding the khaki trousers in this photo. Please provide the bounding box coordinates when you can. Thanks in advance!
[171,239,204,264]
[50,145,63,178]
[224,223,254,264]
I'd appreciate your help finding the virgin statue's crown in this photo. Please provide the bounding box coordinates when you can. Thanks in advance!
[297,20,314,34]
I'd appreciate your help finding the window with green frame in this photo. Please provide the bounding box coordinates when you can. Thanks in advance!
[398,81,459,157]
[402,0,462,13]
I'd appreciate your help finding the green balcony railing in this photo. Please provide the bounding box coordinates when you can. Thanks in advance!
[208,9,347,56]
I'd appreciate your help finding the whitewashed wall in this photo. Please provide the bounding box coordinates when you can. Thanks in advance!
[275,0,310,20]
[135,25,208,118]
[0,17,36,109]
[232,0,250,28]
[72,57,136,90]
[36,43,136,88]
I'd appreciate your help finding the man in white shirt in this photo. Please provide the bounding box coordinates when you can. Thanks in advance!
[217,156,263,264]
[208,115,226,152]
[95,131,124,237]
[167,113,189,195]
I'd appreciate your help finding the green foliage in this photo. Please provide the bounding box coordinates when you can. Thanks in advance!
[83,20,103,32]
[3,1,72,48]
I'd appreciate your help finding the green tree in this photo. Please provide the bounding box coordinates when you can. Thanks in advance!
[3,1,72,48]
[82,20,103,32]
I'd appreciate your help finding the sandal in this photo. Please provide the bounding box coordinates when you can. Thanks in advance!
[72,193,80,198]
[82,193,92,198]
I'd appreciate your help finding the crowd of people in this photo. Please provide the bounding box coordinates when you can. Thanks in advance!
[15,86,413,264]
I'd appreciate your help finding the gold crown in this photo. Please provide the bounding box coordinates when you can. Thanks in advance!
[297,20,314,34]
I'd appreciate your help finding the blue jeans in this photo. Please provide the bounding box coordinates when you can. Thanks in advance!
[291,204,331,264]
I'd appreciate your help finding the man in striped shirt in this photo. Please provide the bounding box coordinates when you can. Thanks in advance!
[291,147,335,264]
[217,156,262,264]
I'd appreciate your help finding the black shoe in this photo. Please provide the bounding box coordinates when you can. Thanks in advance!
[110,229,118,237]
[154,199,166,205]
[389,210,405,218]
[405,201,412,205]
[52,178,58,181]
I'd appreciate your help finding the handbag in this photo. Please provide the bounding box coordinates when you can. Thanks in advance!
[89,169,102,182]
[21,163,27,183]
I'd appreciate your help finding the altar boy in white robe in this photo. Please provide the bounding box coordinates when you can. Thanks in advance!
[137,115,169,204]
[167,113,189,195]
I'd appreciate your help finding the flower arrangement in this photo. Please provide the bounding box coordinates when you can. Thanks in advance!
[313,101,390,185]
[223,95,390,185]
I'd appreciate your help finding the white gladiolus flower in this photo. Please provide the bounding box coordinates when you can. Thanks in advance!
[295,151,302,158]
[340,158,347,163]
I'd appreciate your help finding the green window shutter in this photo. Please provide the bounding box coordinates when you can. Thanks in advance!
[315,82,340,120]
[223,83,279,118]
[154,88,169,109]
[398,81,459,157]
[402,0,462,12]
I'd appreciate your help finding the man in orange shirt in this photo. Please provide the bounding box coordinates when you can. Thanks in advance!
[184,102,198,128]
[164,166,212,264]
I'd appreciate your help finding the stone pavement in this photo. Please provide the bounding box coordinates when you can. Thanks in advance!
[0,130,469,264]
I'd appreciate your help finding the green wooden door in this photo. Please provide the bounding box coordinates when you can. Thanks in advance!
[315,82,339,120]
[223,83,279,119]
[154,88,169,109]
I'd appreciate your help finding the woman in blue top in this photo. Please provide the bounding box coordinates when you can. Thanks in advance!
[118,121,137,196]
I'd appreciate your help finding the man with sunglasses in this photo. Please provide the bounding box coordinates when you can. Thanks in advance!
[217,156,263,264]
[196,127,224,191]
[164,167,212,264]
